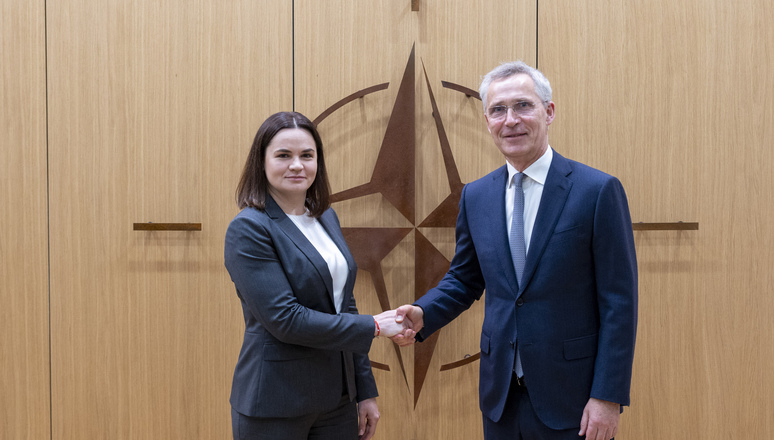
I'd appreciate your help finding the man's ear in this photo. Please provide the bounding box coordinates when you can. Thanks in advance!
[545,101,556,125]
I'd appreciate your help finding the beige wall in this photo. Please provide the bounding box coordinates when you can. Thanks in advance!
[1,1,50,439]
[2,0,773,438]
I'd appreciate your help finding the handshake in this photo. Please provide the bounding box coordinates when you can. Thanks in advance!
[373,305,425,347]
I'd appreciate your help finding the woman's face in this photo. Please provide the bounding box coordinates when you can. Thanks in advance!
[264,128,318,205]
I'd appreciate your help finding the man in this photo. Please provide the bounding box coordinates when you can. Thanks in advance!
[393,61,637,440]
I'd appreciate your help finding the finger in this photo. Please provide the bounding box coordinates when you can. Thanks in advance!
[394,306,406,323]
[360,418,376,440]
[357,410,366,436]
[393,337,414,347]
[589,420,607,440]
[579,410,588,436]
[390,334,409,343]
[397,304,416,323]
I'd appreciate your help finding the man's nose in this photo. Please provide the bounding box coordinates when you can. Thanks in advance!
[505,107,521,124]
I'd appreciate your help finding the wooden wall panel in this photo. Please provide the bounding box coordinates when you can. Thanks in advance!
[0,1,50,439]
[540,0,774,438]
[295,1,535,438]
[5,1,769,439]
[46,1,292,438]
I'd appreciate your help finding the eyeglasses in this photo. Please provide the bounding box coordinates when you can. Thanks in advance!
[486,101,544,120]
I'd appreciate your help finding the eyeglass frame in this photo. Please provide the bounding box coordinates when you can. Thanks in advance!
[485,100,550,120]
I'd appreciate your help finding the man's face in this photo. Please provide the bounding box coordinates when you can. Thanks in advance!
[484,73,555,171]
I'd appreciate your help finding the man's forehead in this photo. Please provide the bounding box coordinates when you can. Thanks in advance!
[492,73,534,89]
[489,94,536,103]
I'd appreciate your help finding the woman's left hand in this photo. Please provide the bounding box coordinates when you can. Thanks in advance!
[357,397,380,440]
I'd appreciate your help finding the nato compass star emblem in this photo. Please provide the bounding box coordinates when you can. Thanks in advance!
[314,45,485,408]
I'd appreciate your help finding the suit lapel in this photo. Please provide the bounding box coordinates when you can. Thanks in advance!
[518,152,573,296]
[265,197,337,307]
[318,210,358,308]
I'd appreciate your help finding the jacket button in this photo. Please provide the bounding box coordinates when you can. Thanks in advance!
[516,298,524,306]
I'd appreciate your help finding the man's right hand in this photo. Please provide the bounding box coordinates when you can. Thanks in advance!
[390,305,424,346]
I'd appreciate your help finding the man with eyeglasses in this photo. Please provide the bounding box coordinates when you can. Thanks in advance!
[393,61,638,440]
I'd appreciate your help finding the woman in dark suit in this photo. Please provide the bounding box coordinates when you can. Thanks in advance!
[225,112,411,440]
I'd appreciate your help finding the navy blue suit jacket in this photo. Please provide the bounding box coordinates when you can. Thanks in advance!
[224,196,377,418]
[415,151,638,429]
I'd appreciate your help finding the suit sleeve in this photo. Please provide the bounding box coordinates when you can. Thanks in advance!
[590,177,638,406]
[415,184,487,340]
[341,290,379,401]
[225,213,375,354]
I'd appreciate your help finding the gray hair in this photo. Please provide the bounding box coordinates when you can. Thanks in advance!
[479,61,552,112]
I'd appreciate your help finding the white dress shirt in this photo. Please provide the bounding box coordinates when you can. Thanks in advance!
[505,146,554,256]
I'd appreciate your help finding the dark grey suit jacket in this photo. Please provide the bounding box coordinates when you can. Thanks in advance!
[224,196,377,418]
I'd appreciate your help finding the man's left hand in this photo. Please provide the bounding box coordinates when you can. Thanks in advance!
[579,397,620,440]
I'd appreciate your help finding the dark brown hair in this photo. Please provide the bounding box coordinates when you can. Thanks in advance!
[235,112,331,217]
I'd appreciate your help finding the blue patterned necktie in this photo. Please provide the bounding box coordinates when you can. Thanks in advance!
[510,172,526,377]
[510,173,526,285]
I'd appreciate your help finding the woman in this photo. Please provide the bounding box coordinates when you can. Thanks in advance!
[225,112,410,440]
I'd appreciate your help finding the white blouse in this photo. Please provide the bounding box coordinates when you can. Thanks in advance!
[286,213,349,313]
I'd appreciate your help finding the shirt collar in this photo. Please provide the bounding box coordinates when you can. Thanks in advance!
[506,146,553,187]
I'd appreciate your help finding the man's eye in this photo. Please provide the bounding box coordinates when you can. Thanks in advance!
[492,106,506,113]
[517,101,532,109]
